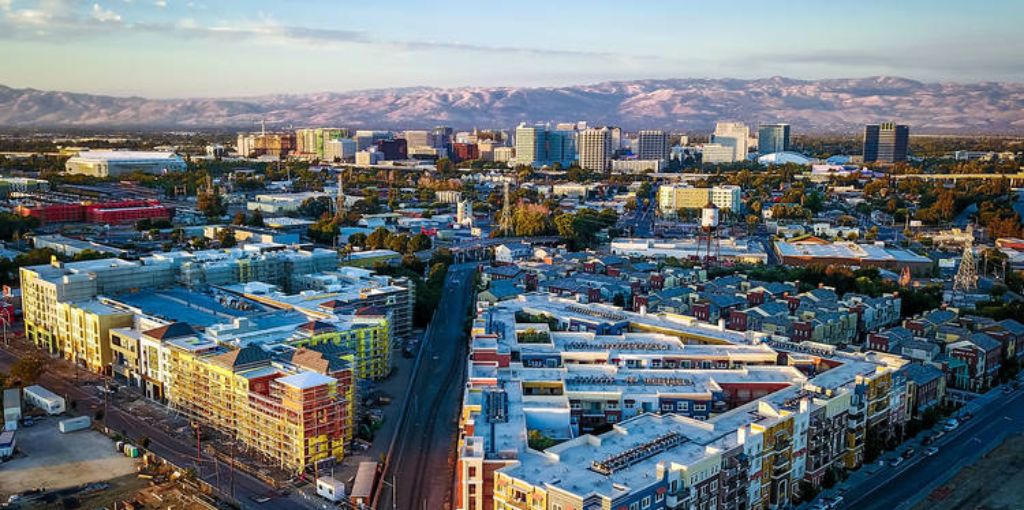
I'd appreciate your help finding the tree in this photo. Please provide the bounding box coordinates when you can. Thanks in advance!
[232,212,247,225]
[197,192,226,219]
[308,217,340,245]
[216,228,237,248]
[10,353,46,385]
[408,233,432,253]
[366,227,392,250]
[348,232,368,249]
[246,210,265,227]
[299,196,333,219]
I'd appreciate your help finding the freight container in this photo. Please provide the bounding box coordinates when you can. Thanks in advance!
[23,385,65,415]
[58,416,91,433]
[316,476,345,502]
[349,461,379,507]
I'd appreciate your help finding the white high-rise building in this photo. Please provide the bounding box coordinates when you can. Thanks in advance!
[712,122,750,162]
[577,127,612,172]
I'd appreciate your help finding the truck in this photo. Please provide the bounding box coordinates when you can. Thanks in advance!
[3,388,20,430]
[58,415,91,433]
[23,385,65,415]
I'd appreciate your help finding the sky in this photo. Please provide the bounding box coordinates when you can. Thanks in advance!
[0,0,1021,98]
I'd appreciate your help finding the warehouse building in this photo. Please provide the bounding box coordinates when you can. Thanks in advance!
[65,151,187,177]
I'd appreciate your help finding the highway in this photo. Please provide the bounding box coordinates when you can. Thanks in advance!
[377,264,477,510]
[0,344,313,510]
[838,381,1024,510]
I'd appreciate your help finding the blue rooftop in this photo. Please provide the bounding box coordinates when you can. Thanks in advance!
[112,289,257,328]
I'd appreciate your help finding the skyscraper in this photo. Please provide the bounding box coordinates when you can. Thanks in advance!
[712,122,750,162]
[863,123,909,163]
[636,129,670,161]
[514,123,576,168]
[578,127,612,172]
[757,124,791,155]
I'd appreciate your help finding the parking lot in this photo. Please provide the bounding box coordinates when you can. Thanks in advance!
[0,416,139,499]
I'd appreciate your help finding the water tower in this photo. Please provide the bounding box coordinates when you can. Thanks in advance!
[697,201,721,265]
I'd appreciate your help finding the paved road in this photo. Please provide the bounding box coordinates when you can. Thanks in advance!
[838,382,1024,510]
[378,264,477,510]
[0,346,312,510]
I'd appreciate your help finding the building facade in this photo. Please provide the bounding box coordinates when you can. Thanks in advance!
[577,127,612,172]
[863,123,909,163]
[758,124,791,155]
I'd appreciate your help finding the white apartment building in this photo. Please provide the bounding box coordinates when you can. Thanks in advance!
[577,127,612,171]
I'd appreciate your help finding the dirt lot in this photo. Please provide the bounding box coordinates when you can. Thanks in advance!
[915,432,1024,510]
[0,416,139,499]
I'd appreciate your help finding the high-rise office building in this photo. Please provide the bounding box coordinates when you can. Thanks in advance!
[514,124,576,168]
[863,123,909,163]
[433,126,454,149]
[577,127,612,172]
[404,130,433,148]
[757,124,791,155]
[295,128,347,159]
[712,122,750,162]
[636,130,671,161]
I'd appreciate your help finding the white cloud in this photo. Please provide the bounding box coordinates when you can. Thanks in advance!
[154,0,165,7]
[91,3,121,22]
[0,0,11,12]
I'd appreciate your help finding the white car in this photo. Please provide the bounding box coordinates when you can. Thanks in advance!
[943,419,959,432]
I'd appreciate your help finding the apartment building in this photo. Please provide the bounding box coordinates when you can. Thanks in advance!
[165,338,355,472]
[456,295,910,510]
[657,184,742,214]
[21,257,175,358]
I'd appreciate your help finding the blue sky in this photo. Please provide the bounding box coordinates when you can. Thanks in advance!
[0,0,1020,97]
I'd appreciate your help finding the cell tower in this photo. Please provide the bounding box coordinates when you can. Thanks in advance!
[499,180,515,236]
[953,233,978,293]
[696,202,720,266]
[335,172,346,220]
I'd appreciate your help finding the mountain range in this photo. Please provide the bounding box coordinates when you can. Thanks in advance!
[1,76,1023,133]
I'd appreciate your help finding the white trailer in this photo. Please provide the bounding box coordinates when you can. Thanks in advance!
[315,476,345,503]
[2,388,20,430]
[23,385,65,415]
[58,415,91,433]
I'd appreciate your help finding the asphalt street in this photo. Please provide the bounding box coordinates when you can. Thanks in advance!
[377,264,477,510]
[838,382,1024,510]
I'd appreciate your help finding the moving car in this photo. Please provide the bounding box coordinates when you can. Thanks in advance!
[925,446,939,456]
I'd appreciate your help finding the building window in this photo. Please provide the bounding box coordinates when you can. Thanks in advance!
[655,492,665,502]
[677,401,689,411]
[642,496,651,507]
[694,403,707,412]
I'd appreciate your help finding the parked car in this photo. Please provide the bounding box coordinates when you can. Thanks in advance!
[922,434,934,445]
[961,412,974,421]
[925,446,939,456]
[943,419,959,431]
[902,447,915,458]
[1003,385,1013,394]
[889,457,904,467]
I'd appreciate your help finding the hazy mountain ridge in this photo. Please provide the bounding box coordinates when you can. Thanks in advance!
[1,77,1023,133]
